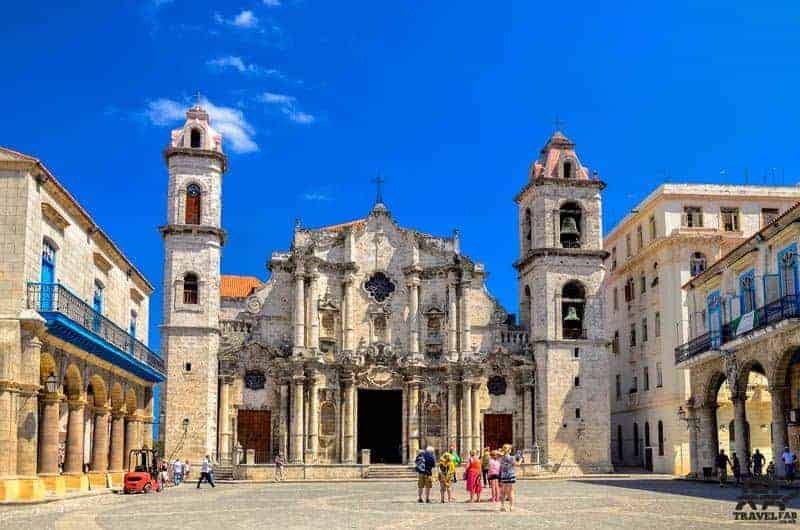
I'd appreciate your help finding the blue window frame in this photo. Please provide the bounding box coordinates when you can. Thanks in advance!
[40,241,56,310]
[707,290,722,348]
[92,281,104,333]
[778,244,798,298]
[739,269,756,315]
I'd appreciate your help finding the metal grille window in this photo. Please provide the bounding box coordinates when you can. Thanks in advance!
[183,273,199,304]
[683,206,703,228]
[690,252,707,276]
[780,251,797,297]
[740,273,756,314]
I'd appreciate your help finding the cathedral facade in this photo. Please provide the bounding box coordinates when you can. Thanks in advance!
[161,105,612,475]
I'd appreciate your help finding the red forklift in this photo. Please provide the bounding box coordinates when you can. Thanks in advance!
[123,448,163,494]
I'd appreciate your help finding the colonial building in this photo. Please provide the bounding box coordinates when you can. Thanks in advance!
[605,185,800,474]
[678,201,800,478]
[0,147,164,501]
[161,106,611,476]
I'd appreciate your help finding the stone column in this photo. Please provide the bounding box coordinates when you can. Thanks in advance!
[279,380,289,459]
[109,412,125,471]
[408,278,420,355]
[0,383,18,478]
[293,265,306,353]
[65,401,85,474]
[342,373,355,463]
[461,382,472,457]
[38,394,61,475]
[686,406,699,477]
[91,408,110,472]
[307,374,319,463]
[218,377,231,462]
[343,275,354,352]
[771,386,788,477]
[447,277,458,356]
[308,272,320,351]
[290,373,305,463]
[16,388,39,477]
[447,380,458,450]
[471,383,481,451]
[732,393,748,469]
[523,382,534,450]
[697,404,717,474]
[460,276,472,355]
[124,415,138,469]
[407,380,420,459]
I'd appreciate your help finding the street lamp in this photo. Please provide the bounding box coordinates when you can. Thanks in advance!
[182,418,189,433]
[677,405,700,431]
[45,372,58,394]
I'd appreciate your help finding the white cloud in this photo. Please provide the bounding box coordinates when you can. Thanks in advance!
[258,92,315,124]
[233,10,258,28]
[302,192,331,201]
[263,0,281,6]
[143,97,258,154]
[206,56,288,81]
[214,10,259,29]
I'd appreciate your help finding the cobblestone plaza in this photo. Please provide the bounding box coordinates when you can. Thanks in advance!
[2,478,798,529]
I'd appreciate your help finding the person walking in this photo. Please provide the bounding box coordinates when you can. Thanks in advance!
[488,450,501,502]
[274,453,285,482]
[173,458,183,486]
[415,448,435,503]
[437,453,455,503]
[197,455,216,489]
[465,450,483,503]
[481,447,490,487]
[767,461,776,480]
[731,453,741,485]
[752,449,765,478]
[447,444,460,499]
[717,449,731,487]
[499,444,517,512]
[184,461,191,481]
[782,446,797,485]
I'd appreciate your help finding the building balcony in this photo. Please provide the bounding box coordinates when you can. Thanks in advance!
[27,283,164,382]
[675,294,800,366]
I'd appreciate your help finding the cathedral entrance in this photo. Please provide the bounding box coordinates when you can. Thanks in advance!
[237,410,271,464]
[484,414,512,451]
[357,389,402,464]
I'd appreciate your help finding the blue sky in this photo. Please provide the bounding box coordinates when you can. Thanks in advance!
[3,1,800,352]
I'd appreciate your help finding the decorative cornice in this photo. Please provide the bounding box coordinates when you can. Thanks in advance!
[158,224,227,246]
[514,247,609,271]
[163,146,228,173]
[514,177,606,203]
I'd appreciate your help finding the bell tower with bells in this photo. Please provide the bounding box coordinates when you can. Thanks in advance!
[513,129,612,472]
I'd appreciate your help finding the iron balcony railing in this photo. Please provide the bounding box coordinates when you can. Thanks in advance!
[27,283,164,373]
[675,294,800,365]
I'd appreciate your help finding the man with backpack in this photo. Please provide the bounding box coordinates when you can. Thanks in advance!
[415,447,436,503]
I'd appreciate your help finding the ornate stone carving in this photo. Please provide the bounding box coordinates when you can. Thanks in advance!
[364,271,395,303]
[487,375,507,396]
[244,371,266,390]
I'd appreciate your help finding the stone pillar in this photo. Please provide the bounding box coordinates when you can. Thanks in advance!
[771,386,788,477]
[461,382,472,457]
[697,404,717,474]
[38,395,61,475]
[342,373,355,463]
[523,382,534,450]
[279,380,289,459]
[308,272,320,351]
[408,278,420,355]
[109,412,125,472]
[447,380,458,450]
[64,401,85,474]
[218,377,231,462]
[124,415,138,469]
[407,380,420,459]
[290,373,305,463]
[447,278,458,356]
[0,383,18,478]
[686,406,699,477]
[732,394,748,469]
[91,408,110,472]
[343,275,354,352]
[471,383,481,452]
[307,374,319,463]
[293,265,306,353]
[460,276,472,355]
[16,388,39,477]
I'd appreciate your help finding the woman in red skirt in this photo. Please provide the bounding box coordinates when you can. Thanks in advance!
[465,450,483,502]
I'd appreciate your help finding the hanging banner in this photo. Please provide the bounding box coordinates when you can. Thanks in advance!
[737,311,755,335]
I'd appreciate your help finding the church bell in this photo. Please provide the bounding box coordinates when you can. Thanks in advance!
[564,306,580,321]
[560,216,580,237]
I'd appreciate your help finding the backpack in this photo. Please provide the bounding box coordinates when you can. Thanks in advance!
[415,454,426,474]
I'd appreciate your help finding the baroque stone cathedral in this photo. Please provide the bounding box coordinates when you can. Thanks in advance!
[161,104,612,475]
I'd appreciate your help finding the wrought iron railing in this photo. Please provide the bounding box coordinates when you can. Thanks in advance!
[27,283,164,373]
[675,294,800,365]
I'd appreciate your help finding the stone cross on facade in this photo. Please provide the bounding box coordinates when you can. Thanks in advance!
[371,175,386,204]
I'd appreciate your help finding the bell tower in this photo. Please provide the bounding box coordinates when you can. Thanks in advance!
[160,103,226,463]
[514,130,612,472]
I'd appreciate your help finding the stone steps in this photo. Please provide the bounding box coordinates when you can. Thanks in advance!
[366,465,416,480]
[213,466,236,481]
